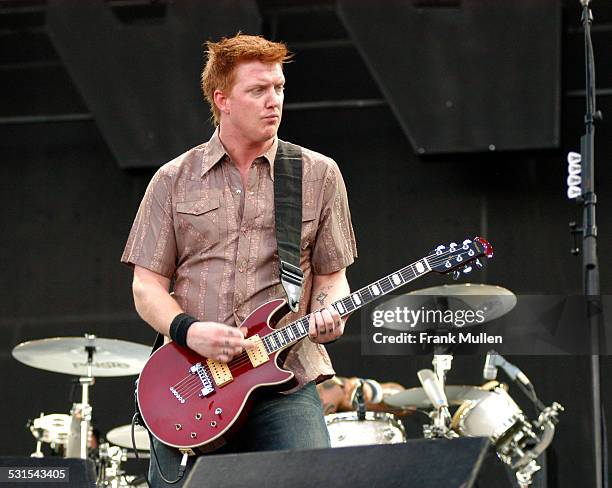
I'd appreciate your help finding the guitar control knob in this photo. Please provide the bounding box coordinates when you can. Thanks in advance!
[215,408,223,415]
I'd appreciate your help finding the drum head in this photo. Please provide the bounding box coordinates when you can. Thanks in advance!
[325,412,406,448]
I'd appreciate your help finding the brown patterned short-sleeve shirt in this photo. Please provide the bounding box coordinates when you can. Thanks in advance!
[121,130,357,389]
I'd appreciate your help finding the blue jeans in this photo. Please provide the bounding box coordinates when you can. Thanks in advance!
[148,382,330,487]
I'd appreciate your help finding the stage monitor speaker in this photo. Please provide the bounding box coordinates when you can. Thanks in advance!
[337,0,561,155]
[0,457,96,488]
[184,437,500,488]
[46,0,260,168]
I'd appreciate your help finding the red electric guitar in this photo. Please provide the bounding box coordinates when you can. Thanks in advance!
[137,237,493,453]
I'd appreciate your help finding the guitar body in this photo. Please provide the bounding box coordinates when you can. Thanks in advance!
[137,299,295,452]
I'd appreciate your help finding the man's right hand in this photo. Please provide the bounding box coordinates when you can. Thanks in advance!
[186,322,248,363]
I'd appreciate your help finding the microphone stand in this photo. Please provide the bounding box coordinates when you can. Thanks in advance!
[574,2,606,487]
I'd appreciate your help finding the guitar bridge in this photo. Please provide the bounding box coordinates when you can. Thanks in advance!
[192,362,215,397]
[246,335,269,367]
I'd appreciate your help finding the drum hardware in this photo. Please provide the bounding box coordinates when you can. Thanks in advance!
[13,334,150,465]
[350,379,367,420]
[97,443,135,488]
[417,369,457,440]
[28,412,72,457]
[480,350,564,487]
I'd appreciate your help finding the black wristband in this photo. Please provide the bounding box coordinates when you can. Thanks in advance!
[169,313,198,348]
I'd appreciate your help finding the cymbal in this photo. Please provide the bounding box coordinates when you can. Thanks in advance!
[107,424,150,451]
[374,283,516,331]
[384,385,490,409]
[12,336,151,377]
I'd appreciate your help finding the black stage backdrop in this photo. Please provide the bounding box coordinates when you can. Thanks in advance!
[0,2,610,487]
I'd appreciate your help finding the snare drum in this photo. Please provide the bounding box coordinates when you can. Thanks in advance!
[451,386,524,443]
[325,412,406,448]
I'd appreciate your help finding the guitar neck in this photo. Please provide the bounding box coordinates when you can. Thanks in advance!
[261,256,434,354]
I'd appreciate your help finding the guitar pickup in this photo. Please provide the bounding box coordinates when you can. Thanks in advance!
[245,335,269,368]
[206,359,233,387]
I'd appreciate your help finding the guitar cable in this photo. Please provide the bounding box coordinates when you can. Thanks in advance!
[133,380,188,485]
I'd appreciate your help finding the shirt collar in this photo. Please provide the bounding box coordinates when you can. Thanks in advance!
[200,127,278,180]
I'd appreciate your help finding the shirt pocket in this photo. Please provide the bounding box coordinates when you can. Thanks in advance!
[176,195,221,249]
[301,206,318,250]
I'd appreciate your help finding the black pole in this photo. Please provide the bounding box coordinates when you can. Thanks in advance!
[577,2,606,487]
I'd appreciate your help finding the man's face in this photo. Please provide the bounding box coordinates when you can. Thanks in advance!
[219,60,285,144]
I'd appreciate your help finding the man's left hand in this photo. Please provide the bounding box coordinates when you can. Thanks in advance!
[308,307,345,343]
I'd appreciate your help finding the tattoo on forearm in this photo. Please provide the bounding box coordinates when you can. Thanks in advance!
[315,285,333,306]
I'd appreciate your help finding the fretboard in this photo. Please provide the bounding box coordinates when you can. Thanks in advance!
[260,256,433,354]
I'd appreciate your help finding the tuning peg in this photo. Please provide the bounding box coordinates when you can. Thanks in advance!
[452,270,460,280]
[449,242,458,250]
[475,258,483,268]
[435,245,445,255]
[462,265,473,274]
[462,239,472,249]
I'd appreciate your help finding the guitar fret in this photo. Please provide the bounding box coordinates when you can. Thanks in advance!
[297,320,306,335]
[380,277,393,293]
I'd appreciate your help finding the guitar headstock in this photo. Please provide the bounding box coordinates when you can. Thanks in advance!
[429,237,493,277]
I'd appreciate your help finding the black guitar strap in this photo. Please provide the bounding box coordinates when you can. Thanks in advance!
[273,140,304,312]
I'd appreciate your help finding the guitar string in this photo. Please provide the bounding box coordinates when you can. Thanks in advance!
[215,245,483,372]
[165,243,489,401]
[199,244,485,373]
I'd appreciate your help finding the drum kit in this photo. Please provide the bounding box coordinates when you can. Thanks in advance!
[325,284,564,488]
[11,284,563,488]
[13,334,152,487]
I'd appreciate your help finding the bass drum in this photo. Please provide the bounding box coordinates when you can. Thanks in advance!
[325,412,406,448]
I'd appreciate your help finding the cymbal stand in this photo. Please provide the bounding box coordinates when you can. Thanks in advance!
[30,413,45,458]
[432,353,452,391]
[77,334,96,459]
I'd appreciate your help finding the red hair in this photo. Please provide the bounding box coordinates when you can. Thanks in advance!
[201,33,292,125]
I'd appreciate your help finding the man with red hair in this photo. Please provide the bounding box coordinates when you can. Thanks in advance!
[122,33,357,486]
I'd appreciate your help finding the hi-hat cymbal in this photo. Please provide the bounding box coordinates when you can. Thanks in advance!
[385,385,490,409]
[12,335,151,377]
[373,283,516,331]
[107,424,150,451]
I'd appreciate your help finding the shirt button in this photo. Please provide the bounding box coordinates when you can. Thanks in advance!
[235,189,242,195]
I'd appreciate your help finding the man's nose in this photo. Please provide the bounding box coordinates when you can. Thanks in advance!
[266,88,282,107]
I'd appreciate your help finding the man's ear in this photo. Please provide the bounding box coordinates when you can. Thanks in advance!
[214,89,229,115]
